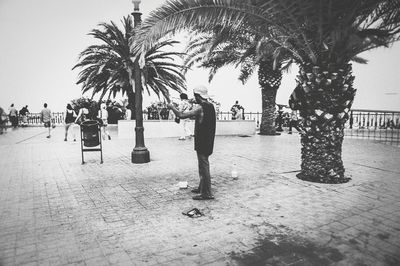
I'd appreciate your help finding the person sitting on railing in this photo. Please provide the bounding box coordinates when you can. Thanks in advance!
[64,104,77,142]
[230,100,244,120]
[19,105,30,127]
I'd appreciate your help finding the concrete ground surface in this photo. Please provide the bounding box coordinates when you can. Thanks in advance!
[0,126,399,266]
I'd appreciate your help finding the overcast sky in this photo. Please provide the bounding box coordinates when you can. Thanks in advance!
[1,0,399,113]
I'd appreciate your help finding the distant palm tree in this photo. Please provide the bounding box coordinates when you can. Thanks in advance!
[73,16,186,118]
[185,27,292,135]
[132,0,400,183]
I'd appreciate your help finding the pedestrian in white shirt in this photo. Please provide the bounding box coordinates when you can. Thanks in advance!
[98,103,111,140]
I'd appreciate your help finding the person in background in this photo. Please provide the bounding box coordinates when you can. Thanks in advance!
[40,103,53,138]
[74,107,89,125]
[64,104,77,141]
[98,103,111,140]
[230,100,244,120]
[288,109,301,134]
[0,106,8,134]
[19,105,30,127]
[178,93,193,140]
[9,103,18,128]
[125,105,132,120]
[167,85,216,200]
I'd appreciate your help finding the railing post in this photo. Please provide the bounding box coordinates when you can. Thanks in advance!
[349,111,353,129]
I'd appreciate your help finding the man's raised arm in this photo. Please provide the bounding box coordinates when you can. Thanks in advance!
[167,103,201,119]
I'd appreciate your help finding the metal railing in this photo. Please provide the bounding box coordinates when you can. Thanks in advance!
[4,109,400,146]
[17,112,65,125]
[345,109,400,146]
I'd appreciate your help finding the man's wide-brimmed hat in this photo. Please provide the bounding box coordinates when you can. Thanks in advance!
[193,85,209,99]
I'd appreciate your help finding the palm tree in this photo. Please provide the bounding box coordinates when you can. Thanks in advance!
[73,16,186,118]
[132,0,400,184]
[184,28,292,135]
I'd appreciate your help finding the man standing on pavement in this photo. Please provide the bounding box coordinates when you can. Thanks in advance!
[8,103,18,128]
[40,103,53,138]
[167,85,216,200]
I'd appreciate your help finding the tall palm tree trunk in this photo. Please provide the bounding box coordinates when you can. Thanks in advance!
[258,59,282,135]
[294,63,356,183]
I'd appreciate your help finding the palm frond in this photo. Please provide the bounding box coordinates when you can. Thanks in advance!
[74,16,187,100]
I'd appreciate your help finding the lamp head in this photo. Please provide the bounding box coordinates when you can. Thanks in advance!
[132,0,141,11]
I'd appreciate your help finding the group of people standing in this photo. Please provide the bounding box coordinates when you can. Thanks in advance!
[63,103,111,142]
[0,104,31,134]
[0,102,113,140]
[0,104,30,129]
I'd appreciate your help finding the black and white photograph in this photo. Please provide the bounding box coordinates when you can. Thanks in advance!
[0,0,399,265]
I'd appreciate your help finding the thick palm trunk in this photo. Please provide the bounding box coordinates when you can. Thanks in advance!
[258,59,282,135]
[292,63,356,183]
[260,87,278,135]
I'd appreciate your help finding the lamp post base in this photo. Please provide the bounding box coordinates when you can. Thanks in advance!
[131,148,150,163]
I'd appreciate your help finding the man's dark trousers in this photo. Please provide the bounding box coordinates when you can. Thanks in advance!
[196,152,212,197]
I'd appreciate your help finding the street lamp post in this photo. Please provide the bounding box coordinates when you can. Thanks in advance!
[131,0,150,163]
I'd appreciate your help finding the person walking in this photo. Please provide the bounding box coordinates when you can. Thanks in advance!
[40,103,53,138]
[177,93,193,140]
[168,85,216,200]
[19,105,30,127]
[98,103,111,140]
[8,104,18,128]
[64,104,77,141]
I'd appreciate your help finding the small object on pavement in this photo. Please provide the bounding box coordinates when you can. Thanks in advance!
[182,208,203,218]
[231,163,238,180]
[178,181,188,189]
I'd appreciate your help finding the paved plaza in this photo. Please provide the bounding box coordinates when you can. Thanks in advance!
[0,126,399,266]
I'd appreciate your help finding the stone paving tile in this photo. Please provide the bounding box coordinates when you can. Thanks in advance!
[0,127,399,265]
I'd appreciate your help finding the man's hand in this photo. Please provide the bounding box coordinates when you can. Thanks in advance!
[167,103,174,109]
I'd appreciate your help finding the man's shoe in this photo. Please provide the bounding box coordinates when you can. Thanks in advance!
[193,195,214,200]
[108,135,111,140]
[46,135,51,138]
[191,188,200,193]
[64,138,67,141]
